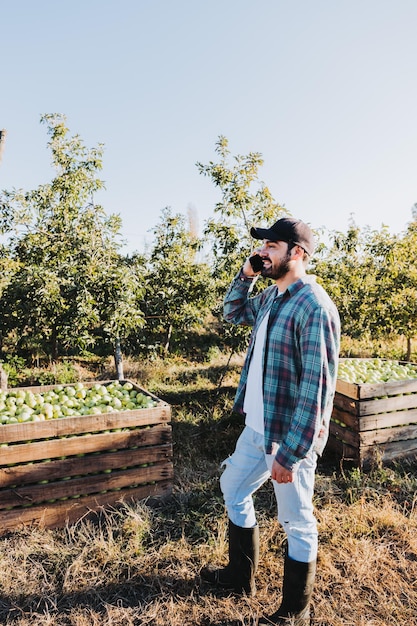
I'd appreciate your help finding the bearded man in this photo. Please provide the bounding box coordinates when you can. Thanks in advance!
[201,217,340,625]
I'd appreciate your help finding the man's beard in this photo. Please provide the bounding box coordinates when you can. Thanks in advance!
[261,254,291,280]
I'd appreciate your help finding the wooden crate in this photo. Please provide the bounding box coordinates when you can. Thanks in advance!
[327,364,417,468]
[0,380,172,534]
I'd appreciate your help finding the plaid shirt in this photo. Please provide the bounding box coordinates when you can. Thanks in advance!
[224,271,340,470]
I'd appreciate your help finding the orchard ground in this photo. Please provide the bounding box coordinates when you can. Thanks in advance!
[0,347,416,625]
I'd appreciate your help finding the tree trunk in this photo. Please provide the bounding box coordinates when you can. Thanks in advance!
[114,337,124,380]
[0,364,7,390]
[51,327,59,362]
[0,129,7,165]
[164,324,173,355]
[406,336,412,362]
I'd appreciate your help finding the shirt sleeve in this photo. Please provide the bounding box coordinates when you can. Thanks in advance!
[223,270,261,327]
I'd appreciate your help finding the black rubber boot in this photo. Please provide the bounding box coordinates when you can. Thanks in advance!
[258,554,316,625]
[200,519,259,596]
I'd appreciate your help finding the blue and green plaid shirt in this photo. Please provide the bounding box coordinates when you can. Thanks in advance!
[224,271,340,470]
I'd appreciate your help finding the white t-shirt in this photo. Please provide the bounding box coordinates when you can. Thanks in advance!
[243,309,270,435]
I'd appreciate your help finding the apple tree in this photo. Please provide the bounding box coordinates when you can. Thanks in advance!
[197,136,287,352]
[372,220,417,359]
[0,114,145,366]
[312,220,417,359]
[312,223,389,340]
[135,207,215,356]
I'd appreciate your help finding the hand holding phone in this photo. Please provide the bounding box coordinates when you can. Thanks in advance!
[249,254,263,273]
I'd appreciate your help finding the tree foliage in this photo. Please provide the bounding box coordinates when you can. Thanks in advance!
[197,136,285,278]
[312,219,417,357]
[0,114,144,362]
[197,136,287,352]
[1,118,416,366]
[136,207,214,355]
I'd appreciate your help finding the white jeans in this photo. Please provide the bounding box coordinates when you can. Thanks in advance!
[220,426,318,563]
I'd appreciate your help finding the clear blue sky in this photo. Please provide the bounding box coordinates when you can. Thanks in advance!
[1,0,416,254]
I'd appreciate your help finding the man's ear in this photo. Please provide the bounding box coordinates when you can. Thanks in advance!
[292,245,305,259]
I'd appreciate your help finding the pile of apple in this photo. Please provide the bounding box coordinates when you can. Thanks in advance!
[0,381,158,425]
[338,358,417,384]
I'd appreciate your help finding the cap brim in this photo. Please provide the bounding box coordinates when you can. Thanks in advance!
[250,226,281,240]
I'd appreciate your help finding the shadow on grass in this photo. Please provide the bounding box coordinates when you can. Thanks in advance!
[0,575,258,626]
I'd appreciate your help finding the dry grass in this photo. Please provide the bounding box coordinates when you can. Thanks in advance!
[1,483,416,626]
[0,355,416,625]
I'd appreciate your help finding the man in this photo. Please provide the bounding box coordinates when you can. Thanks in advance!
[201,218,340,625]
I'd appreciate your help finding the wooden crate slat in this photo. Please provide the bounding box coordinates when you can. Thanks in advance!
[359,440,417,468]
[0,406,171,445]
[0,423,171,466]
[335,379,361,400]
[333,392,357,414]
[0,444,172,488]
[357,393,417,417]
[329,421,359,447]
[0,462,174,509]
[359,423,417,447]
[331,406,359,430]
[0,480,173,535]
[333,391,417,418]
[363,378,417,398]
[358,408,417,432]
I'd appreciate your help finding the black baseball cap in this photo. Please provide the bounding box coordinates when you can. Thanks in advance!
[250,217,315,256]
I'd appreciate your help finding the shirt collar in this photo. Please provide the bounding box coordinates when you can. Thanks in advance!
[283,275,316,297]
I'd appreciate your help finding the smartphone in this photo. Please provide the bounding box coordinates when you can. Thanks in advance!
[249,254,263,273]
